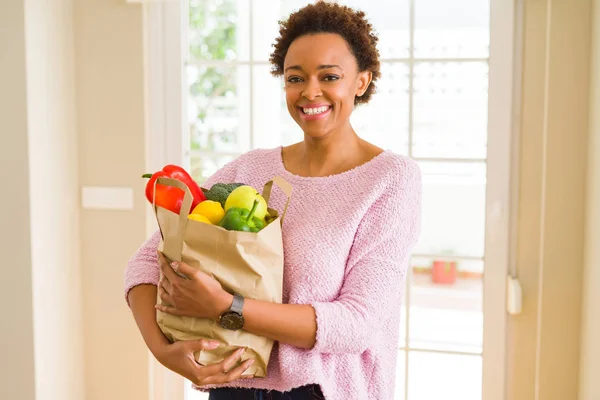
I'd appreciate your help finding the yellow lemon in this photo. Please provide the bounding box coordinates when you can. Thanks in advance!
[190,200,224,225]
[224,185,267,220]
[187,213,212,224]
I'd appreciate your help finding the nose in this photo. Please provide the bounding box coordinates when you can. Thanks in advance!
[302,77,322,100]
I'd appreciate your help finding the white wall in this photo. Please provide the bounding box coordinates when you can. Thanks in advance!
[74,0,150,398]
[0,1,37,398]
[24,0,85,398]
[1,0,150,397]
[580,0,600,398]
[0,0,84,398]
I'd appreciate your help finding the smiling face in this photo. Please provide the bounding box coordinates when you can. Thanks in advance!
[283,33,372,140]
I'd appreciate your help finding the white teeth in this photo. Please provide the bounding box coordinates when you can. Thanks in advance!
[302,106,329,115]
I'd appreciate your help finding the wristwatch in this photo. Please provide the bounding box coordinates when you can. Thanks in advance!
[219,293,245,330]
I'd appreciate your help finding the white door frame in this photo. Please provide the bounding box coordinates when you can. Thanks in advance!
[483,0,523,399]
[141,1,187,399]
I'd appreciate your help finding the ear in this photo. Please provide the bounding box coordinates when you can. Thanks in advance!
[355,70,372,97]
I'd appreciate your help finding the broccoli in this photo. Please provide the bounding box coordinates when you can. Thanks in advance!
[202,183,245,208]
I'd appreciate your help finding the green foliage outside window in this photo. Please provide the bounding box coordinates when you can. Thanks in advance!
[188,0,238,152]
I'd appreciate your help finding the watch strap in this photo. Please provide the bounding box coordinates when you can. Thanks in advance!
[230,293,244,315]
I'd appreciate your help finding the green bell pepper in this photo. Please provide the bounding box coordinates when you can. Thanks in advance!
[218,199,265,232]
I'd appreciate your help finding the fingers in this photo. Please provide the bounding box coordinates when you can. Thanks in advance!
[226,358,255,381]
[158,252,198,284]
[172,260,198,280]
[157,285,174,307]
[157,251,180,282]
[193,339,221,351]
[155,303,186,316]
[159,275,172,294]
[201,347,246,377]
[187,346,255,386]
[202,358,255,385]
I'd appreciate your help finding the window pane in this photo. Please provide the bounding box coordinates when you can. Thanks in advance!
[188,65,250,153]
[190,154,238,186]
[339,0,410,59]
[409,256,483,353]
[395,350,407,400]
[252,0,313,62]
[351,62,409,154]
[412,62,488,159]
[408,352,482,400]
[252,65,303,148]
[414,0,490,59]
[414,161,486,257]
[188,0,250,62]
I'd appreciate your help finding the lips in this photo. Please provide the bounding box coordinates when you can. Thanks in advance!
[300,105,331,116]
[297,103,333,122]
[296,104,330,120]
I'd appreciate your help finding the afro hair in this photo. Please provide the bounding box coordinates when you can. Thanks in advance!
[269,1,382,105]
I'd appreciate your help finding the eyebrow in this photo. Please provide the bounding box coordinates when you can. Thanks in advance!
[284,64,342,73]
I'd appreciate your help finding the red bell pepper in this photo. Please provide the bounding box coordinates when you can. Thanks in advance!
[142,165,206,214]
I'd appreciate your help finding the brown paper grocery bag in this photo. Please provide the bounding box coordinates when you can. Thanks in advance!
[152,176,292,378]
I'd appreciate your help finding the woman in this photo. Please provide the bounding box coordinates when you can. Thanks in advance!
[124,2,422,399]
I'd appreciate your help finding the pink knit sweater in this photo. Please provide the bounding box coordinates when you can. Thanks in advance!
[124,146,422,400]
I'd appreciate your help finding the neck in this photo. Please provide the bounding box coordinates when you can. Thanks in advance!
[298,123,363,175]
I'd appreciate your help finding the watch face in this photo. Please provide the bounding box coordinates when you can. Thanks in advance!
[220,312,244,330]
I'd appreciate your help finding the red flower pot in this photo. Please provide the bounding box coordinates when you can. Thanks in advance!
[431,260,457,284]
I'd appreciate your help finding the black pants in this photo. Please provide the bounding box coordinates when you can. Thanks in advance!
[208,384,325,400]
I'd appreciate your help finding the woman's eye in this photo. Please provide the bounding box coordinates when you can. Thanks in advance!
[287,76,302,83]
[323,75,340,82]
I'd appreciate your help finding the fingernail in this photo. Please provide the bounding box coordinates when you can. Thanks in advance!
[238,348,246,357]
[207,341,220,349]
[171,261,178,268]
[246,359,255,366]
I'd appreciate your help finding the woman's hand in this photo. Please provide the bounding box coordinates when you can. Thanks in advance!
[126,282,254,385]
[155,338,255,385]
[156,251,233,320]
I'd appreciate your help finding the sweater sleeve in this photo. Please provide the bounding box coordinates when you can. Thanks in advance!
[123,155,243,307]
[124,230,162,307]
[310,160,422,354]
